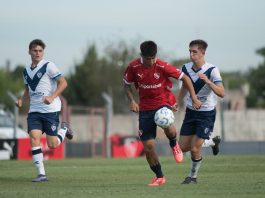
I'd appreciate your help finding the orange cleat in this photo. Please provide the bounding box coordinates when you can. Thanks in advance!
[171,143,183,163]
[148,177,166,186]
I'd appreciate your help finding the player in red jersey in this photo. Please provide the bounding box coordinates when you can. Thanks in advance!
[123,41,201,186]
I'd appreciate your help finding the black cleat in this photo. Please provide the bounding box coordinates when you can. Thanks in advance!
[181,177,197,184]
[211,136,221,155]
[61,122,74,140]
[32,174,48,182]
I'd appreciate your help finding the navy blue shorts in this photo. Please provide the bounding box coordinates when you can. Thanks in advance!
[27,112,60,136]
[138,106,170,141]
[180,108,216,139]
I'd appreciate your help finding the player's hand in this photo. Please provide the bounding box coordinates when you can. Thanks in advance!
[43,96,54,104]
[130,100,139,113]
[171,102,178,112]
[198,73,211,84]
[15,99,22,108]
[192,98,202,110]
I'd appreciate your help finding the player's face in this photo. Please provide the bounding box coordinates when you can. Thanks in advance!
[29,45,44,64]
[189,45,204,63]
[141,55,156,67]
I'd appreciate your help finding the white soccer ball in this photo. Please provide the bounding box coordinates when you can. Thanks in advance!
[154,107,175,128]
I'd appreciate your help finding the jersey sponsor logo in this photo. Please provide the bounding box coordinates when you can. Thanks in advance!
[154,72,160,79]
[30,92,44,97]
[139,83,161,89]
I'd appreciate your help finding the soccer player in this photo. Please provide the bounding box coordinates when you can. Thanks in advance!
[15,39,74,182]
[123,40,201,186]
[178,39,225,184]
[166,83,221,155]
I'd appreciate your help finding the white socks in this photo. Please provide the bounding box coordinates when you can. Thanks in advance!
[189,158,202,178]
[57,127,67,144]
[202,138,215,147]
[32,146,45,175]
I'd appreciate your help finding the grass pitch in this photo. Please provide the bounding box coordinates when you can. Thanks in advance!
[0,155,265,198]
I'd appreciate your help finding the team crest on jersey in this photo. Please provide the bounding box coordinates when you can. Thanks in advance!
[37,72,43,78]
[154,73,160,79]
[51,124,57,132]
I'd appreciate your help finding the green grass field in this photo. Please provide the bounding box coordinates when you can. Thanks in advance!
[0,155,265,198]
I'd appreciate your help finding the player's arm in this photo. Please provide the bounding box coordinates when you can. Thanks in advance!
[198,73,225,98]
[123,82,139,113]
[43,76,67,105]
[180,74,201,110]
[15,86,29,108]
[177,83,188,102]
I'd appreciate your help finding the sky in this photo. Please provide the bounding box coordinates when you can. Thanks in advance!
[1,0,265,74]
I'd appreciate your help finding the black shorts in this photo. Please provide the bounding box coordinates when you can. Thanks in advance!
[138,106,169,141]
[180,108,216,139]
[27,112,60,136]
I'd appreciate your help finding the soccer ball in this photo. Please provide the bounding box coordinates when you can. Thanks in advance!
[154,107,175,128]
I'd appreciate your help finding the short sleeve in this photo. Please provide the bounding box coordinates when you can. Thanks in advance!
[164,63,184,80]
[123,65,134,84]
[46,62,62,81]
[211,67,222,84]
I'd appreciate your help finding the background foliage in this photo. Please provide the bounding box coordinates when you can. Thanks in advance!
[1,41,265,112]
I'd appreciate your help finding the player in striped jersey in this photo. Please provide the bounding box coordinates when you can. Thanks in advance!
[15,39,73,182]
[178,39,225,184]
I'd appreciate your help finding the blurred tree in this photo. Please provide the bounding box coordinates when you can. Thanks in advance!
[171,58,190,69]
[221,72,247,90]
[64,42,138,112]
[246,47,265,108]
[0,67,24,110]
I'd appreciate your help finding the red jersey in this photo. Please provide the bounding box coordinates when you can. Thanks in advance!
[123,58,183,111]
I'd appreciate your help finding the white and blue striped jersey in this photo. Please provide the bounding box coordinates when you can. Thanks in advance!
[23,59,62,113]
[182,62,222,111]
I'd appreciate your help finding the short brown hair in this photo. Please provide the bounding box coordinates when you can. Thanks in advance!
[29,39,46,50]
[189,39,208,52]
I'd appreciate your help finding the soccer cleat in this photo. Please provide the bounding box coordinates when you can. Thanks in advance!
[61,122,74,140]
[148,177,166,186]
[181,176,197,184]
[211,136,221,155]
[32,174,48,182]
[171,143,183,163]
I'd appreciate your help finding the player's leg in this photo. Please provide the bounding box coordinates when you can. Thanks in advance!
[28,113,48,182]
[202,136,221,155]
[142,139,165,186]
[181,109,216,184]
[30,130,48,182]
[181,135,204,184]
[163,124,183,163]
[139,110,165,186]
[44,112,73,149]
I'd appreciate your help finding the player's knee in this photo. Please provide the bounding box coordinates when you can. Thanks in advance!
[30,137,41,147]
[190,146,201,156]
[143,143,155,154]
[47,141,58,149]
